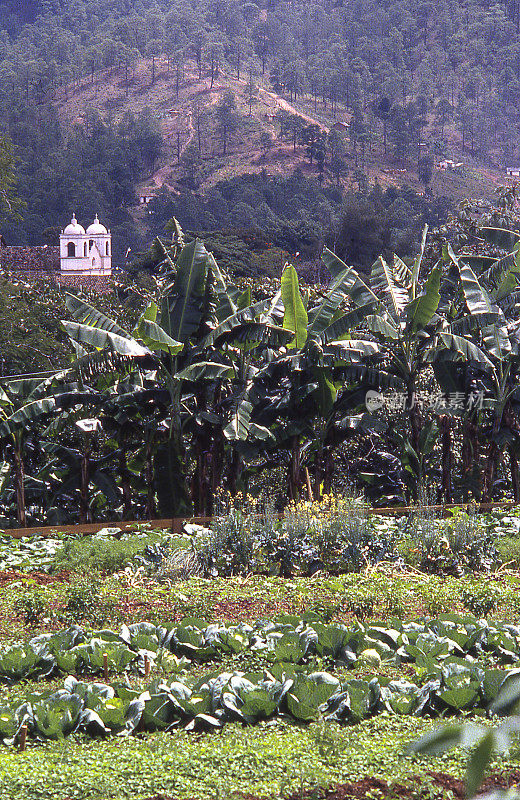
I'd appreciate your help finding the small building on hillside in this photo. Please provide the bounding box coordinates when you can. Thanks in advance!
[331,121,349,134]
[505,166,520,177]
[138,192,156,205]
[438,159,463,170]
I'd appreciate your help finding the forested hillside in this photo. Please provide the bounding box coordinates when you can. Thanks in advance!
[0,0,519,261]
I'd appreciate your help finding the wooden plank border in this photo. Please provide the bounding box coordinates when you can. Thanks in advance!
[0,517,214,539]
[0,501,518,539]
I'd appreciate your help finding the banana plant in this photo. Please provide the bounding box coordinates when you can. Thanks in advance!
[62,236,238,517]
[246,259,393,499]
[318,228,449,498]
[439,246,520,502]
[0,378,60,526]
[61,227,291,516]
[179,283,294,511]
[100,383,171,519]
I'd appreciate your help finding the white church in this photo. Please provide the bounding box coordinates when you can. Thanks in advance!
[60,213,112,278]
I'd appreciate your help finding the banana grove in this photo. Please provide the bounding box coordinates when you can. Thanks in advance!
[2,197,520,525]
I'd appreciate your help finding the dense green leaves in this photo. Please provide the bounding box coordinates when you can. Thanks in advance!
[281,264,308,348]
[6,611,520,745]
[160,238,212,344]
[406,267,441,331]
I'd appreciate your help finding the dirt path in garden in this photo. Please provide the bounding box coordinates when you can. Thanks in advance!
[293,770,520,799]
[0,569,71,586]
[137,769,520,800]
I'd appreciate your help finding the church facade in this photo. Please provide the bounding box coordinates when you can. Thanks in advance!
[59,214,112,286]
[0,213,112,291]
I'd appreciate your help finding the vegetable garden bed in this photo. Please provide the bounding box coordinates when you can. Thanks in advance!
[2,510,520,798]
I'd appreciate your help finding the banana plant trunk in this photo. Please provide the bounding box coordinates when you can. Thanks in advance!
[190,387,214,515]
[118,447,133,520]
[439,415,453,503]
[482,412,503,503]
[80,446,91,524]
[462,416,480,500]
[145,439,156,519]
[210,433,225,499]
[406,381,423,499]
[504,403,520,503]
[227,448,243,497]
[510,448,520,502]
[407,389,421,456]
[288,435,301,502]
[407,384,422,455]
[13,436,26,527]
[313,445,323,501]
[323,449,334,496]
[191,436,213,516]
[314,433,335,499]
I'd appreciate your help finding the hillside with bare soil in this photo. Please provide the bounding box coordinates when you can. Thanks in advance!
[52,55,509,229]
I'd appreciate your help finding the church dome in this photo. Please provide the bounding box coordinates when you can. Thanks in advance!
[63,213,85,235]
[86,214,108,236]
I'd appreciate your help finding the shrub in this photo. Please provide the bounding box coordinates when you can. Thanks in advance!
[13,586,46,626]
[461,582,502,617]
[407,507,499,575]
[196,508,260,576]
[52,536,154,575]
[60,577,114,626]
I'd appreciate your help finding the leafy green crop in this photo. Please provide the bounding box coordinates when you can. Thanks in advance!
[5,650,520,746]
[5,613,520,686]
[2,613,520,744]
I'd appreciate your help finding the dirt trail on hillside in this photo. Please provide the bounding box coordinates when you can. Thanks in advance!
[218,66,329,131]
[179,110,195,158]
[259,87,330,131]
[143,109,195,191]
[139,74,329,193]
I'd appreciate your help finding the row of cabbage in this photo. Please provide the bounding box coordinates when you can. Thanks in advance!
[3,614,520,684]
[3,656,520,745]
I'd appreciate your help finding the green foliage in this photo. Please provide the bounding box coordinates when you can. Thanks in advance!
[496,536,520,567]
[60,577,113,627]
[6,199,520,530]
[149,171,343,259]
[335,185,450,271]
[410,672,520,797]
[5,612,520,744]
[13,108,159,256]
[0,279,70,374]
[52,535,154,575]
[0,716,472,800]
[402,510,499,576]
[0,133,24,224]
[13,586,46,626]
[461,582,502,617]
[281,264,308,348]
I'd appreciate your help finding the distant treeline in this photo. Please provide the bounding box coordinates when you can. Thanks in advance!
[148,172,452,271]
[0,106,161,258]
